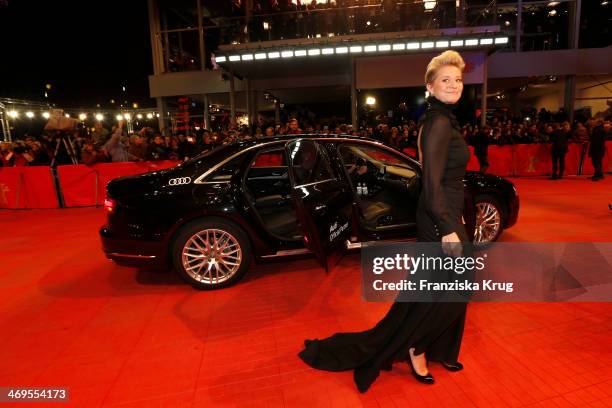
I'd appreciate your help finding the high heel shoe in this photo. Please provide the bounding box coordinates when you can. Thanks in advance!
[407,351,434,385]
[441,361,464,372]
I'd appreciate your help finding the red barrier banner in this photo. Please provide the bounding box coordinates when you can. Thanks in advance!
[58,160,180,207]
[0,167,59,209]
[466,146,480,172]
[564,143,583,176]
[514,143,552,176]
[487,145,514,177]
[581,141,611,175]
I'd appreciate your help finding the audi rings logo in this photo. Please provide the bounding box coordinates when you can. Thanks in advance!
[168,177,192,186]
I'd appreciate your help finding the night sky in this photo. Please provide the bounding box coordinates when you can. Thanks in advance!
[0,0,154,109]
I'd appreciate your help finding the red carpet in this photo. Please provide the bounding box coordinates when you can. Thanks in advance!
[0,176,611,407]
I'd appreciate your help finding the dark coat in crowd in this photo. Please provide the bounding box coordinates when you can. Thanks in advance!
[551,129,569,152]
[472,131,490,157]
[589,124,607,159]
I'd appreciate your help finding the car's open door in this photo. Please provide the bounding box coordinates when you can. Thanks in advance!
[285,139,354,271]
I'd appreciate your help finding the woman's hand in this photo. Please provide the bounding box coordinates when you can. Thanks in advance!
[442,232,462,257]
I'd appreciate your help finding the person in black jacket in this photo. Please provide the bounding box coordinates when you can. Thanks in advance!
[589,119,607,181]
[550,122,570,179]
[473,127,490,173]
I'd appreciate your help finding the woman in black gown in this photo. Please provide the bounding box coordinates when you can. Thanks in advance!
[298,51,472,393]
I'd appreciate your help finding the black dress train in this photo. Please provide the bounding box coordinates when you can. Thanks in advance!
[298,96,472,393]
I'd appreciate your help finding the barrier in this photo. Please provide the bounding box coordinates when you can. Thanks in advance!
[57,160,180,207]
[0,166,59,209]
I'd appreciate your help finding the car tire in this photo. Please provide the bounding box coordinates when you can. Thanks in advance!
[473,195,505,245]
[172,218,251,290]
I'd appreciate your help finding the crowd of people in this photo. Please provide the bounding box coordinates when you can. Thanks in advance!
[1,114,610,179]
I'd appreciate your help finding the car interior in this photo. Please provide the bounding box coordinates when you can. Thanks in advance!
[337,143,420,231]
[242,142,421,242]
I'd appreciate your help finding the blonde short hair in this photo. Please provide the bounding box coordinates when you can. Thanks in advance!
[424,50,466,85]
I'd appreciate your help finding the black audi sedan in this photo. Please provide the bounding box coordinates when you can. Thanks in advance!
[100,135,519,289]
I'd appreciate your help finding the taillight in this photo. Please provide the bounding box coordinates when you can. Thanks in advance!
[104,198,116,213]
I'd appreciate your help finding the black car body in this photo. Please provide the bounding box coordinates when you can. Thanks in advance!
[100,135,519,289]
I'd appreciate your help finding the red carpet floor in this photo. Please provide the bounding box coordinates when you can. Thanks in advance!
[0,176,611,407]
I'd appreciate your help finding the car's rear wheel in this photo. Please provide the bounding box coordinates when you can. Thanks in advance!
[172,218,251,289]
[473,195,504,245]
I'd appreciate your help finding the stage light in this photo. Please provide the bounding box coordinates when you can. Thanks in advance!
[8,110,18,118]
[424,1,436,10]
[229,55,240,61]
[548,9,557,16]
[215,56,227,63]
[465,39,479,46]
[254,53,267,60]
[263,21,270,30]
[349,46,362,53]
[156,113,160,118]
[366,21,371,26]
[79,113,87,121]
[392,43,406,50]
[146,113,153,119]
[407,42,420,49]
[268,51,280,58]
[42,112,50,119]
[547,1,560,6]
[364,45,377,52]
[480,38,494,45]
[95,113,104,121]
[505,20,511,26]
[451,40,464,47]
[295,50,307,57]
[495,37,509,44]
[123,113,131,120]
[136,114,143,119]
[378,44,391,51]
[308,49,321,56]
[281,50,294,58]
[335,47,348,54]
[436,40,449,48]
[65,114,70,118]
[365,96,376,106]
[24,111,34,118]
[116,115,123,121]
[421,41,434,49]
[322,48,334,55]
[241,54,253,60]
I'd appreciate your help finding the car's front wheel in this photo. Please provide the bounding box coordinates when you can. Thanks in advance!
[172,218,251,289]
[473,195,504,245]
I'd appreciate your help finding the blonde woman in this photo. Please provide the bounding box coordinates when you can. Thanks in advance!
[298,51,472,392]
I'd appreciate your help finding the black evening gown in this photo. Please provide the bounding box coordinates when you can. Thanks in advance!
[298,96,472,393]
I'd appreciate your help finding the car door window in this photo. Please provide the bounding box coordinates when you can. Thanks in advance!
[288,140,335,187]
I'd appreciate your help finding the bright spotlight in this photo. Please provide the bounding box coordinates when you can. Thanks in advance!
[136,114,143,119]
[123,113,131,120]
[116,114,124,121]
[26,111,35,118]
[8,110,19,118]
[365,96,376,106]
[42,112,50,119]
[424,1,436,10]
[95,114,104,121]
[65,114,70,118]
[146,113,153,119]
[79,113,87,121]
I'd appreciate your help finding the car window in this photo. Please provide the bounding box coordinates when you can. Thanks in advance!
[338,143,418,180]
[288,140,335,186]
